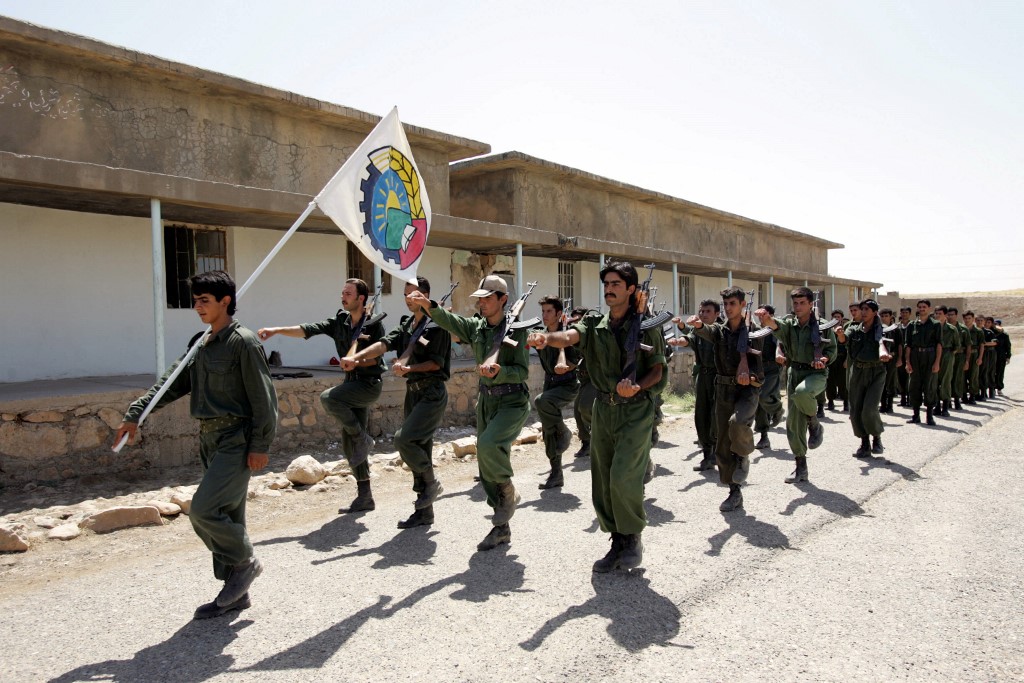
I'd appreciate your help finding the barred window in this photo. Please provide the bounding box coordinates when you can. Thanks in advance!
[164,225,226,309]
[678,274,694,314]
[347,242,391,295]
[557,260,577,305]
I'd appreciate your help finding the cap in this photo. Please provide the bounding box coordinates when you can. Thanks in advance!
[469,275,509,298]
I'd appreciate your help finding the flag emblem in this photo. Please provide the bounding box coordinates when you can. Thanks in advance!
[358,146,428,270]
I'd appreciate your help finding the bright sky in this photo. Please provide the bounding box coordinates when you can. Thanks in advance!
[2,0,1021,294]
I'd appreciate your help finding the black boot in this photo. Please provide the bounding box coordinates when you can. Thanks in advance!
[807,415,824,449]
[816,404,826,418]
[871,435,884,455]
[954,398,962,410]
[853,436,871,458]
[879,393,889,413]
[940,400,950,417]
[618,533,643,570]
[755,431,770,450]
[398,505,434,529]
[827,399,835,411]
[842,401,848,412]
[908,408,921,424]
[574,441,590,458]
[415,468,443,509]
[719,484,743,512]
[926,406,936,426]
[492,481,520,526]
[539,458,565,489]
[476,523,511,551]
[785,457,809,483]
[592,533,624,573]
[989,387,996,398]
[693,446,716,471]
[341,479,375,513]
[643,457,656,484]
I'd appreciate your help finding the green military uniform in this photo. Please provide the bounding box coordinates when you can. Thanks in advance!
[980,326,997,395]
[301,310,385,480]
[684,327,718,461]
[771,316,838,458]
[572,312,667,535]
[827,323,850,410]
[428,305,531,517]
[846,322,887,440]
[533,324,581,466]
[994,327,1011,392]
[754,332,784,433]
[938,322,962,405]
[965,323,985,401]
[125,321,278,581]
[896,323,911,406]
[381,314,452,486]
[953,322,970,402]
[880,327,899,412]
[692,322,763,484]
[905,316,942,410]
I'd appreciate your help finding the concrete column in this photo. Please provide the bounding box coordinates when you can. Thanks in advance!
[150,199,165,374]
[516,243,523,297]
[672,263,679,313]
[769,275,775,306]
[599,253,605,311]
[831,283,836,312]
[728,270,733,287]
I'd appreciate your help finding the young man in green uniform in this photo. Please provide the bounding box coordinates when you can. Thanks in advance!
[981,317,999,398]
[963,310,985,404]
[115,271,278,620]
[933,306,961,416]
[258,278,385,513]
[945,307,969,410]
[993,319,1011,395]
[755,287,836,483]
[569,306,599,459]
[896,307,913,407]
[685,287,763,512]
[753,304,785,450]
[528,261,667,572]
[846,299,891,457]
[827,309,849,412]
[879,308,899,413]
[341,277,452,529]
[671,299,720,471]
[532,296,581,489]
[903,299,943,425]
[407,275,531,552]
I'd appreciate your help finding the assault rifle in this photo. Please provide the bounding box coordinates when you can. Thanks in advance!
[811,292,840,361]
[623,264,673,383]
[482,281,540,367]
[345,282,387,358]
[395,281,458,367]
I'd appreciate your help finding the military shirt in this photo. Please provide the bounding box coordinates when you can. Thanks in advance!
[847,322,886,363]
[382,314,452,382]
[124,321,279,452]
[572,312,668,395]
[428,306,530,387]
[692,322,765,381]
[682,326,717,374]
[769,316,838,367]
[940,323,961,355]
[955,323,970,356]
[533,324,582,378]
[761,332,781,376]
[906,317,942,350]
[967,325,986,357]
[301,310,386,379]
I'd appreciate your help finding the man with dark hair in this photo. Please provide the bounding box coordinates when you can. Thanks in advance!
[532,295,581,489]
[115,271,278,620]
[753,304,784,449]
[963,310,985,403]
[827,309,849,412]
[896,306,913,406]
[756,286,836,483]
[528,261,667,572]
[671,299,720,471]
[993,319,1011,395]
[341,277,452,528]
[684,286,763,511]
[981,317,999,398]
[569,306,599,459]
[945,307,969,410]
[904,299,943,425]
[846,299,890,457]
[934,306,961,416]
[879,308,899,413]
[258,278,385,513]
[408,274,531,552]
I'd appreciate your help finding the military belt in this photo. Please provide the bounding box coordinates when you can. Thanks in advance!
[595,390,649,406]
[912,347,937,353]
[407,377,443,393]
[479,382,528,397]
[788,361,822,371]
[544,371,578,387]
[853,360,883,369]
[199,415,248,434]
[716,375,764,388]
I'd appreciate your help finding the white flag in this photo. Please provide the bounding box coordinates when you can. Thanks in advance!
[315,107,432,282]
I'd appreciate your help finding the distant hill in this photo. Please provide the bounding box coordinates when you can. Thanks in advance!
[901,290,1024,326]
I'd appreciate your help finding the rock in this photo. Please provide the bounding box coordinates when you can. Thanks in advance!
[324,460,351,476]
[169,493,192,515]
[0,423,68,458]
[0,526,30,552]
[96,408,125,430]
[48,523,81,541]
[287,394,301,416]
[261,489,282,497]
[280,416,300,428]
[285,455,327,485]
[452,437,477,457]
[144,500,182,516]
[23,410,64,423]
[74,407,91,417]
[79,506,163,533]
[267,478,292,490]
[514,428,541,445]
[33,516,59,529]
[2,413,16,421]
[71,418,108,451]
[299,408,317,427]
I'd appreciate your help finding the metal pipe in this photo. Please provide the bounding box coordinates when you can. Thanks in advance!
[516,243,523,298]
[672,263,679,313]
[150,199,165,374]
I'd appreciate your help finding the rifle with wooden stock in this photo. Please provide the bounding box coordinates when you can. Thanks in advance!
[395,281,458,367]
[482,281,540,367]
[622,264,673,383]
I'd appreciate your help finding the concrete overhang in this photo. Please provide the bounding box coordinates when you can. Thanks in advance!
[451,151,844,250]
[0,16,490,161]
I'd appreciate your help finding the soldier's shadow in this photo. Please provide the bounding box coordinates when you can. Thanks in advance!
[858,457,922,481]
[254,513,368,554]
[520,570,683,653]
[521,488,583,514]
[311,527,440,569]
[779,482,868,517]
[435,481,488,504]
[939,414,982,427]
[679,472,717,493]
[50,617,253,683]
[752,445,792,464]
[706,509,792,556]
[241,548,530,672]
[584,497,682,534]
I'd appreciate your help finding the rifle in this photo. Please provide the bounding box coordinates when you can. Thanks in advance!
[395,281,458,367]
[810,292,840,361]
[345,282,387,358]
[482,281,540,367]
[623,264,673,383]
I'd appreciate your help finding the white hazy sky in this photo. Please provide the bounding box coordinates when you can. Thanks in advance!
[2,0,1021,294]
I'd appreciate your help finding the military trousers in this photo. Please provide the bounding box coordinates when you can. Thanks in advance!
[694,369,718,456]
[965,353,981,398]
[573,380,597,446]
[590,397,653,535]
[754,371,783,433]
[981,354,996,390]
[395,381,448,477]
[907,350,939,408]
[476,389,531,518]
[714,382,760,485]
[952,353,967,398]
[534,381,579,461]
[883,360,899,395]
[320,376,382,480]
[826,360,848,404]
[995,357,1008,391]
[937,352,957,402]
[192,422,254,581]
[786,367,827,458]
[849,363,886,439]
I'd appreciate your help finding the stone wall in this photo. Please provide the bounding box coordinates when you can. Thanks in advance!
[0,355,692,488]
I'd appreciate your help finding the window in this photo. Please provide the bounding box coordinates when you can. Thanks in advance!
[347,242,392,295]
[757,282,767,308]
[164,225,226,309]
[558,260,577,306]
[678,274,694,314]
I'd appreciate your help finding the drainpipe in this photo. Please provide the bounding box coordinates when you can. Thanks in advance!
[599,253,605,311]
[150,199,165,374]
[672,263,679,313]
[516,243,523,298]
[728,270,733,287]
[769,275,774,306]
[831,283,836,312]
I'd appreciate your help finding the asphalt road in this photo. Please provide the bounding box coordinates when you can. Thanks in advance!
[2,363,1022,682]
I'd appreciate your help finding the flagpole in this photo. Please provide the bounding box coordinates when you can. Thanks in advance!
[113,200,318,452]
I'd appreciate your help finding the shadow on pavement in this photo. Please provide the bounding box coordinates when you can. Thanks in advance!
[254,512,368,554]
[778,481,867,518]
[520,569,683,653]
[311,527,440,569]
[706,509,792,556]
[520,488,583,514]
[858,456,922,481]
[241,548,529,672]
[644,497,683,528]
[50,616,254,683]
[679,471,718,493]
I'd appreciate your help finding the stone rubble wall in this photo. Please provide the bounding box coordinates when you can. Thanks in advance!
[0,355,692,487]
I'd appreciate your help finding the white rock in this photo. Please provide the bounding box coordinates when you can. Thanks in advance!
[144,500,182,517]
[0,526,30,552]
[79,506,163,533]
[261,489,282,497]
[452,437,477,457]
[169,493,192,515]
[267,478,292,490]
[48,523,81,541]
[514,427,541,445]
[33,516,59,529]
[285,455,327,485]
